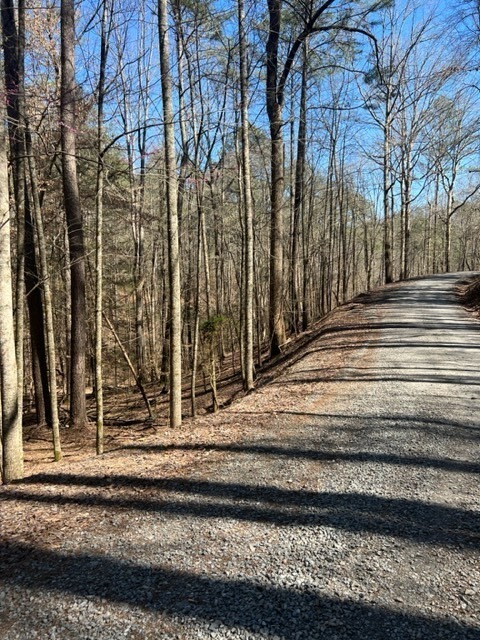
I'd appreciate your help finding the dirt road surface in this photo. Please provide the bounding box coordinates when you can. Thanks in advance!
[1,273,479,639]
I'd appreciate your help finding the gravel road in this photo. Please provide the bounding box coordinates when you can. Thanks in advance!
[1,273,479,639]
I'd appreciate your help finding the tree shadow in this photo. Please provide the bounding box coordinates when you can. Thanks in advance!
[117,440,480,475]
[281,411,480,439]
[318,321,480,336]
[275,368,480,386]
[0,540,478,639]
[304,342,480,358]
[6,475,480,549]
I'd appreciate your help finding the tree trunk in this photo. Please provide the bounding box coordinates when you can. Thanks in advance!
[25,121,62,462]
[266,0,286,356]
[0,74,23,482]
[291,42,307,335]
[190,207,202,418]
[61,0,87,429]
[158,0,182,428]
[95,0,110,454]
[238,0,254,390]
[445,196,453,273]
[383,118,393,284]
[1,0,26,437]
[25,190,50,427]
[432,174,439,272]
[26,124,61,461]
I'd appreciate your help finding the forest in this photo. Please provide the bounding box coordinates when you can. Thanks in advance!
[1,0,479,482]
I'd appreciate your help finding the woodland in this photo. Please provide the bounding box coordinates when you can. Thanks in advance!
[1,0,480,483]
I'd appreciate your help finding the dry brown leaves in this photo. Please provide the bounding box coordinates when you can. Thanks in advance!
[1,291,382,548]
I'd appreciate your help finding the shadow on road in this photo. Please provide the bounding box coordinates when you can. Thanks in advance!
[5,472,479,549]
[281,370,480,386]
[117,440,480,474]
[0,539,478,639]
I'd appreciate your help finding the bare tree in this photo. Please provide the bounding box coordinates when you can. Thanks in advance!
[25,124,62,461]
[94,0,113,453]
[158,0,182,428]
[238,0,255,390]
[61,0,87,429]
[425,93,480,271]
[266,0,378,353]
[1,0,26,427]
[0,64,23,482]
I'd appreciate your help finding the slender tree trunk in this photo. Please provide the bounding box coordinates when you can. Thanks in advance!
[61,0,87,429]
[197,193,217,409]
[400,129,413,280]
[119,80,145,382]
[190,206,202,417]
[302,176,314,329]
[403,177,411,279]
[383,117,393,284]
[338,135,348,302]
[26,124,61,460]
[199,197,212,317]
[235,130,246,380]
[1,0,26,437]
[190,317,199,416]
[95,0,110,454]
[24,191,50,426]
[61,222,71,397]
[326,148,335,311]
[238,0,254,390]
[173,0,189,236]
[432,174,439,273]
[0,72,23,482]
[445,190,453,273]
[172,0,190,383]
[266,0,286,356]
[291,42,307,335]
[253,256,263,368]
[158,0,182,428]
[133,212,145,380]
[425,202,432,274]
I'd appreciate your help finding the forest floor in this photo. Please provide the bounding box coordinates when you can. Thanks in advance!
[19,282,376,473]
[1,273,479,639]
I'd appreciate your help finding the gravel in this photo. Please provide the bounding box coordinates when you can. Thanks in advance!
[1,273,479,639]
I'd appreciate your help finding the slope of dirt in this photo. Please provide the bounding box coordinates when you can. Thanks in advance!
[457,273,480,313]
[18,291,376,476]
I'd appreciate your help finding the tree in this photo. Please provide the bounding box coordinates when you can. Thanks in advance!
[238,0,255,390]
[360,2,406,284]
[266,0,380,354]
[1,0,26,427]
[0,64,23,482]
[158,0,182,428]
[425,93,480,272]
[290,41,308,333]
[25,124,62,461]
[61,0,87,429]
[94,0,112,454]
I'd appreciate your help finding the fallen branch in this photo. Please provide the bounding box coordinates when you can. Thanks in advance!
[102,312,155,421]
